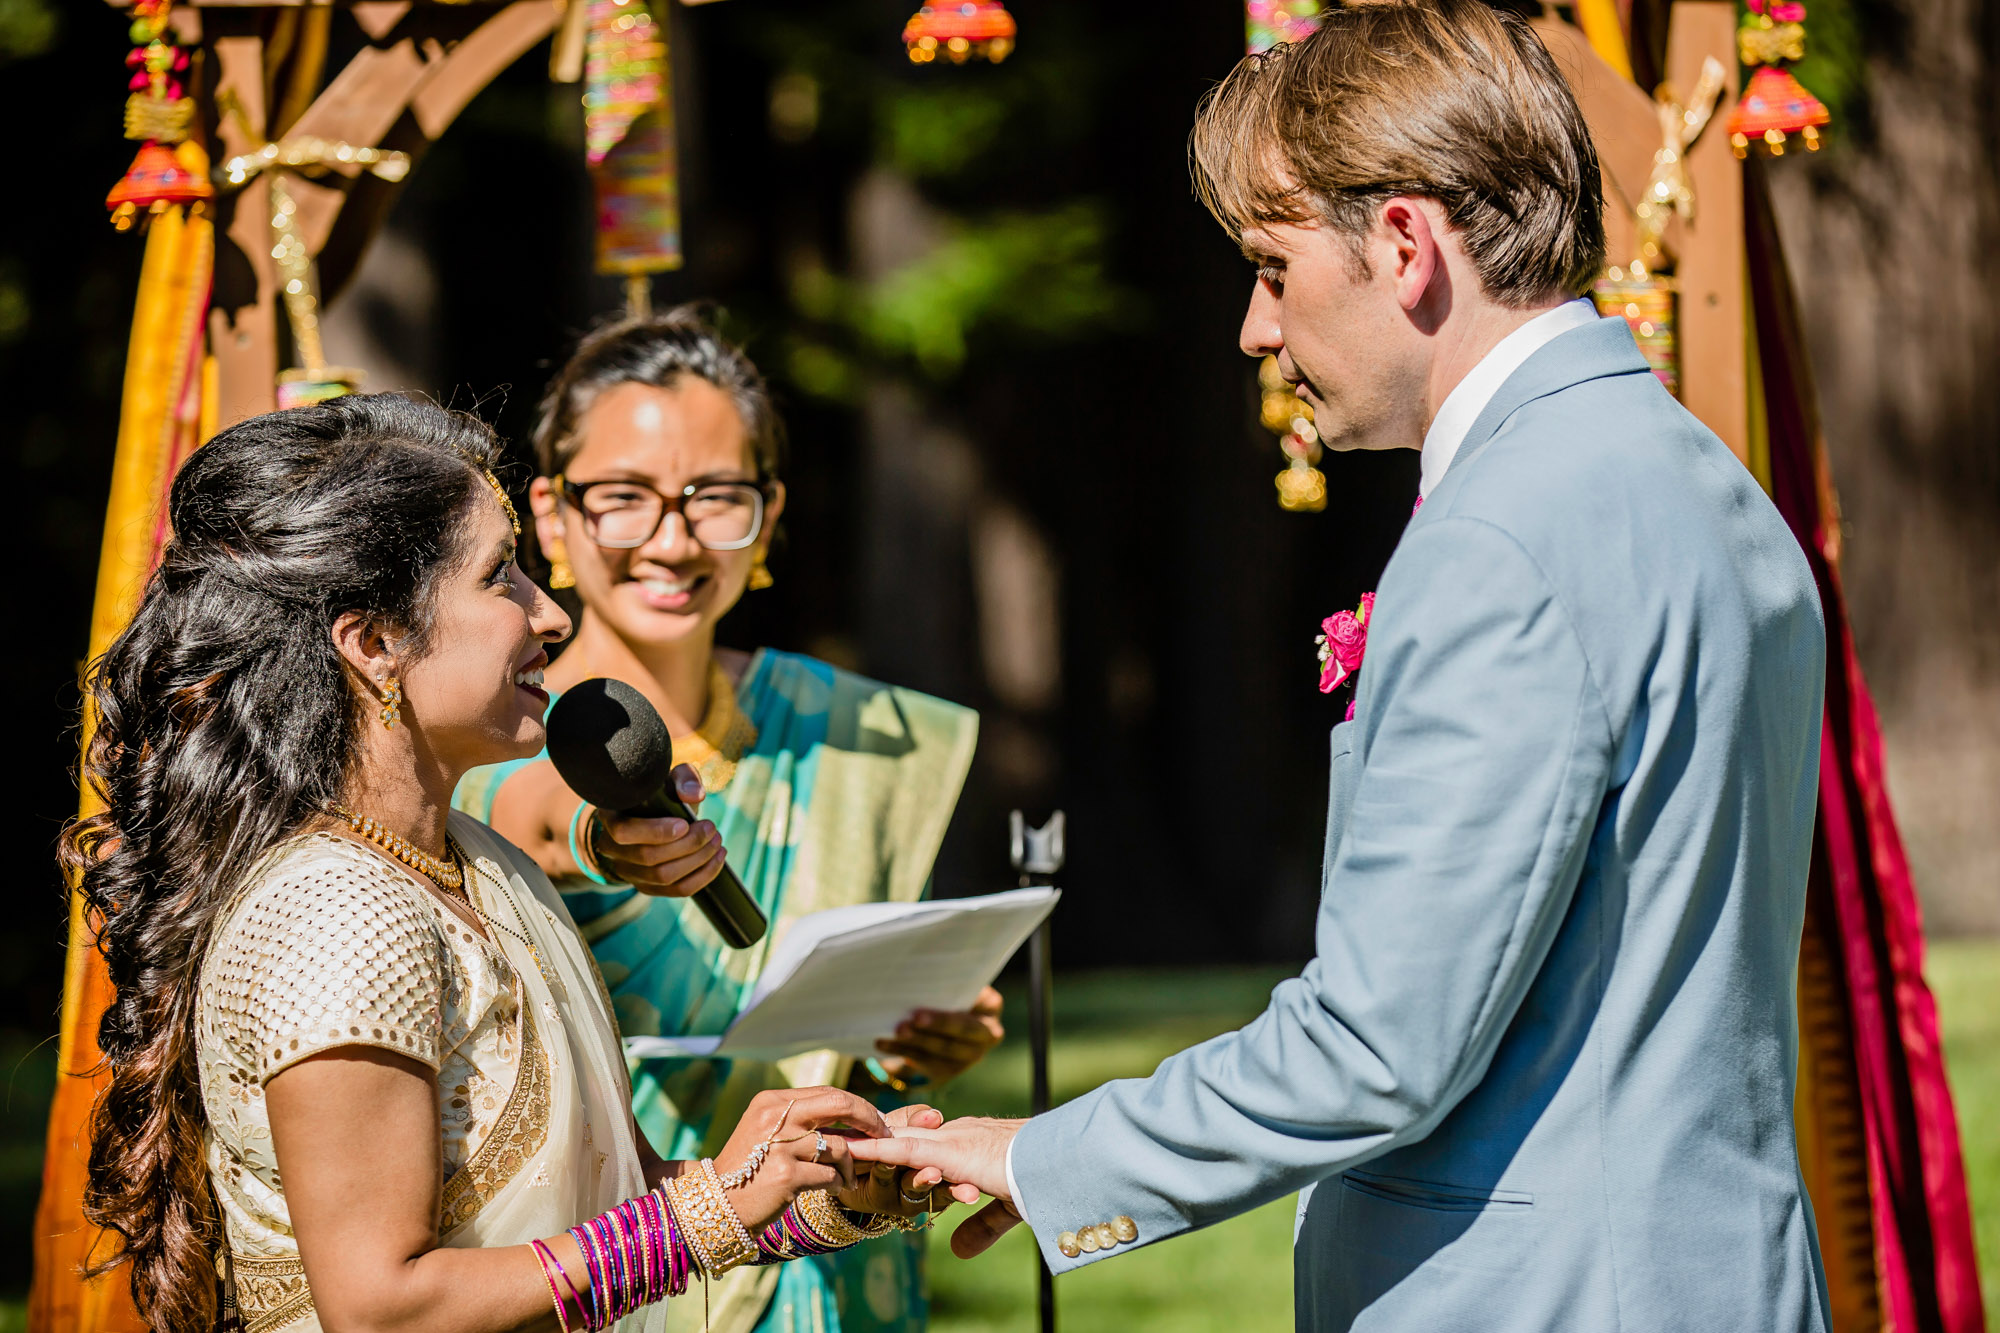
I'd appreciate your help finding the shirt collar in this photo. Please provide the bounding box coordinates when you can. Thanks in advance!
[1418,298,1603,498]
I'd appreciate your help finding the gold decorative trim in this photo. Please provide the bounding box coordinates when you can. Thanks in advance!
[230,1253,314,1333]
[438,997,551,1235]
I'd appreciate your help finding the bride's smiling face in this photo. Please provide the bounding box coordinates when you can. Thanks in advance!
[394,494,573,771]
[530,378,786,650]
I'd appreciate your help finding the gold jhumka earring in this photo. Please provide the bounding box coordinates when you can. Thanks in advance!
[748,550,774,591]
[547,532,576,590]
[379,676,403,729]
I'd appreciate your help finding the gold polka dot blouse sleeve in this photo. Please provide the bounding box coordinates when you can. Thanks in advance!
[208,837,450,1084]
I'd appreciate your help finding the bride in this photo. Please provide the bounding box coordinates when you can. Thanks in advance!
[65,394,968,1333]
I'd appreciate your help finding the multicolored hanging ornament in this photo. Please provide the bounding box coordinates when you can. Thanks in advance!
[902,2,1017,65]
[580,0,679,312]
[1593,270,1679,395]
[584,0,666,166]
[1260,356,1326,513]
[1727,0,1829,156]
[1246,0,1320,53]
[108,0,212,230]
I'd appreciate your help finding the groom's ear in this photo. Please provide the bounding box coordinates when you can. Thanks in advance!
[1379,197,1452,335]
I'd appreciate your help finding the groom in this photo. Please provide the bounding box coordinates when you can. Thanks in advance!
[854,2,1833,1329]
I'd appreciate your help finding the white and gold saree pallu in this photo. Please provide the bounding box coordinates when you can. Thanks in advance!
[198,814,668,1333]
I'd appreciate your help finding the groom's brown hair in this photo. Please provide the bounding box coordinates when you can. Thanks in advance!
[1192,0,1605,305]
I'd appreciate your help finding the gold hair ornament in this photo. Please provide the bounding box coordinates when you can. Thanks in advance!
[483,471,522,536]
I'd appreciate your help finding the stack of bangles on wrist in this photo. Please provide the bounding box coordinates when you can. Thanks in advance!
[528,1165,914,1331]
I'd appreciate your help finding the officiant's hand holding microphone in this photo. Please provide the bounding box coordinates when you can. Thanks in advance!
[586,778,1006,1082]
[583,764,728,896]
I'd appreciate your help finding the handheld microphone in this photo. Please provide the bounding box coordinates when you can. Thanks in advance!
[544,677,769,949]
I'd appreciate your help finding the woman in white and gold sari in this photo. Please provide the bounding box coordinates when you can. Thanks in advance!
[65,395,963,1333]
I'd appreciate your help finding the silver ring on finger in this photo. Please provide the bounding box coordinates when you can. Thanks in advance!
[813,1131,828,1164]
[900,1182,931,1205]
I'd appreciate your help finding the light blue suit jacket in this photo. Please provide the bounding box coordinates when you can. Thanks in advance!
[1010,318,1832,1331]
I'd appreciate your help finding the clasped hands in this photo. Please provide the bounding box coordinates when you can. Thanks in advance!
[705,1088,987,1232]
[710,1090,1026,1259]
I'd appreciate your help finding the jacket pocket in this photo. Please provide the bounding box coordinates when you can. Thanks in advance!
[1341,1168,1534,1214]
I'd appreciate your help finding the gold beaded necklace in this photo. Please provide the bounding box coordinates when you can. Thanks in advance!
[328,805,465,894]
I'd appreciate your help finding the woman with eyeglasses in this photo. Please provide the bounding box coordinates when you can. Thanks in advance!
[456,309,1000,1333]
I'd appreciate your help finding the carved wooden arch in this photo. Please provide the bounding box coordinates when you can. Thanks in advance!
[123,0,564,426]
[1535,1,1748,463]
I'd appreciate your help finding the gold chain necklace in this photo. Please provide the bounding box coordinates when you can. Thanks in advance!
[451,839,559,988]
[329,805,465,894]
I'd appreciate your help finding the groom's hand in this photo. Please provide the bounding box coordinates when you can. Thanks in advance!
[847,1116,1027,1257]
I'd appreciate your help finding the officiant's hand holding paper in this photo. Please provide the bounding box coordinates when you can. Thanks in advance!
[874,985,1006,1086]
[850,1116,1027,1257]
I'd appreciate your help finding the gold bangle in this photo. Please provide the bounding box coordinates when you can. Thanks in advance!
[664,1162,758,1276]
[794,1189,896,1247]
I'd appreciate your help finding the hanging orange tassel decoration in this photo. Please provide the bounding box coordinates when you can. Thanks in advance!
[107,0,211,229]
[903,2,1017,65]
[1727,0,1830,156]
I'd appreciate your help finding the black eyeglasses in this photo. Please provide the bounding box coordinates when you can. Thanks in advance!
[554,475,769,552]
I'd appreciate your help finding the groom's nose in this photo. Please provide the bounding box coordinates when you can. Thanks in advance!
[1240,280,1283,359]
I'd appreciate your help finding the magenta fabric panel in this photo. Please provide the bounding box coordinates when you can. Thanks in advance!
[1747,162,1984,1333]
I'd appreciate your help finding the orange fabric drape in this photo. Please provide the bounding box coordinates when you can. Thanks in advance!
[30,147,214,1333]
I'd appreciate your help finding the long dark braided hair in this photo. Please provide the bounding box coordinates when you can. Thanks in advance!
[59,394,501,1332]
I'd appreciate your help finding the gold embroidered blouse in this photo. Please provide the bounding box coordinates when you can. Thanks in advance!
[196,833,528,1333]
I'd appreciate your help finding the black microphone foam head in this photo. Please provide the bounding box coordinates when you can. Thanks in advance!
[544,677,675,812]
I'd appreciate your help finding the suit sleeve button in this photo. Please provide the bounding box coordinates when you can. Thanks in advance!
[1111,1216,1139,1243]
[1057,1232,1082,1259]
[1077,1228,1102,1253]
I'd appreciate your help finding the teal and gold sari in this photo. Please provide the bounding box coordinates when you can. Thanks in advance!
[457,649,978,1333]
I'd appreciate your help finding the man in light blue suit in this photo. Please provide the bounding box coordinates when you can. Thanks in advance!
[852,2,1831,1327]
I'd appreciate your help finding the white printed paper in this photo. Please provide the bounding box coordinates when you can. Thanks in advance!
[621,887,1060,1063]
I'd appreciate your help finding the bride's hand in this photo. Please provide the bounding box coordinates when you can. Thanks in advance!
[711,1087,889,1231]
[835,1105,983,1219]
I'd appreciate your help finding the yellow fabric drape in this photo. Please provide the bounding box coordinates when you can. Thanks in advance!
[1574,0,1635,82]
[31,144,214,1333]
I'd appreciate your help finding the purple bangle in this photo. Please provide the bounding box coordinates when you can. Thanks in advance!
[616,1201,644,1315]
[604,1212,631,1321]
[600,1210,626,1321]
[571,1223,605,1331]
[630,1198,655,1306]
[655,1196,670,1298]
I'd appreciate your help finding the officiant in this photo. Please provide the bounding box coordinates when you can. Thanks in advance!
[455,308,1001,1333]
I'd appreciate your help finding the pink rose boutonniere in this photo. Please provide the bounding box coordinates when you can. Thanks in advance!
[1317,591,1375,720]
[1316,495,1420,720]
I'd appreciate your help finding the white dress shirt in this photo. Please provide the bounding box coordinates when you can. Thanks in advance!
[999,300,1603,1223]
[1418,298,1602,499]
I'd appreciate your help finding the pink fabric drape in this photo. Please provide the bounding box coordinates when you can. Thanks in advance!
[1748,161,1985,1333]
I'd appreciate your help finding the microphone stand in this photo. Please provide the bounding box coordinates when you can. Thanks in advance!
[1010,810,1065,1333]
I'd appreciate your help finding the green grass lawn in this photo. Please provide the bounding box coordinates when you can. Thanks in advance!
[0,948,1994,1331]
